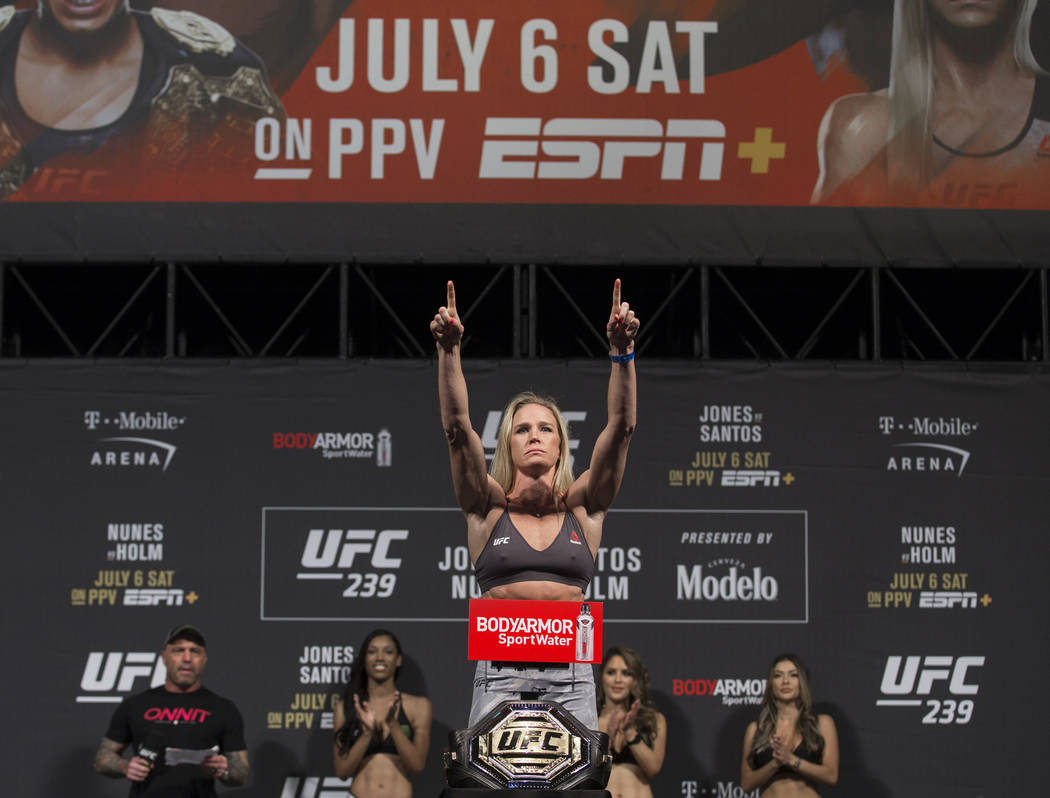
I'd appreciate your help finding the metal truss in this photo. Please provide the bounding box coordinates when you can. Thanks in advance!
[0,262,1046,363]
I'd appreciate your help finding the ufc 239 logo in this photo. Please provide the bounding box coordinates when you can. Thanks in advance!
[876,655,984,725]
[298,528,409,599]
[78,652,164,702]
[300,529,408,569]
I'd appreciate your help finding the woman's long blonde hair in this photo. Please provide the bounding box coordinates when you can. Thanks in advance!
[489,391,574,496]
[888,0,1044,190]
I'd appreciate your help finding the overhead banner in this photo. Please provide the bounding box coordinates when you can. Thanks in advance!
[2,0,1049,262]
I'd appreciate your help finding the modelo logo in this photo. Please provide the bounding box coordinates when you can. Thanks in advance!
[480,118,725,182]
[300,529,408,569]
[675,564,778,601]
[880,655,984,696]
[78,652,164,701]
[279,777,352,798]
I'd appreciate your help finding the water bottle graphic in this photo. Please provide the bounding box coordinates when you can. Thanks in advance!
[377,429,392,467]
[575,603,594,662]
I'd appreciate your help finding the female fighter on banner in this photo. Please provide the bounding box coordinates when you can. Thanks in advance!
[430,278,639,729]
[740,653,839,797]
[813,0,1048,201]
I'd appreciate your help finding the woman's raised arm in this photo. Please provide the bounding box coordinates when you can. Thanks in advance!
[433,280,496,517]
[569,279,639,516]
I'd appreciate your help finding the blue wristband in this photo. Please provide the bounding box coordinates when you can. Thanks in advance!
[609,351,635,363]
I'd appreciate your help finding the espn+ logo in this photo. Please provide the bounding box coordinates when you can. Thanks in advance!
[480,118,725,182]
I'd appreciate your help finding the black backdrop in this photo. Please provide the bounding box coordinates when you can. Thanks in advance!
[3,360,1047,797]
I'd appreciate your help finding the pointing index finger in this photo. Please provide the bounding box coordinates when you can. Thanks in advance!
[447,280,457,315]
[612,278,621,312]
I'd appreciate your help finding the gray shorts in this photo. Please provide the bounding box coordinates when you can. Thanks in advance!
[468,660,597,729]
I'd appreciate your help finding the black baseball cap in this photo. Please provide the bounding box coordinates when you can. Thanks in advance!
[164,624,206,648]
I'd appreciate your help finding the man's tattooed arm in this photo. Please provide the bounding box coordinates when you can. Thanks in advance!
[222,750,251,786]
[94,737,129,777]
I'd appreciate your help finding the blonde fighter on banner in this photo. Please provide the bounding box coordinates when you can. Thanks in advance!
[813,0,1050,206]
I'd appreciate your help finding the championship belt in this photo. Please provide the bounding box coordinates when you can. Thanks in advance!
[444,700,610,790]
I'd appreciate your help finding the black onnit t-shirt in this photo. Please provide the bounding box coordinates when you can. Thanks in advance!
[105,686,246,798]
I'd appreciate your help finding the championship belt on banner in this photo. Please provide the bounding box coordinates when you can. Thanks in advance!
[444,699,611,790]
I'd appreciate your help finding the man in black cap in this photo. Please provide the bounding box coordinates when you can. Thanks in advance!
[94,625,250,795]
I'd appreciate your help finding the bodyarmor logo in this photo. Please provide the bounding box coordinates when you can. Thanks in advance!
[672,677,765,706]
[273,430,390,463]
[78,652,164,703]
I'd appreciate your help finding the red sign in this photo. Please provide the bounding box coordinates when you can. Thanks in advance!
[468,599,603,664]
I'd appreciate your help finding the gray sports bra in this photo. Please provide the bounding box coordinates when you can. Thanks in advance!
[474,511,594,592]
